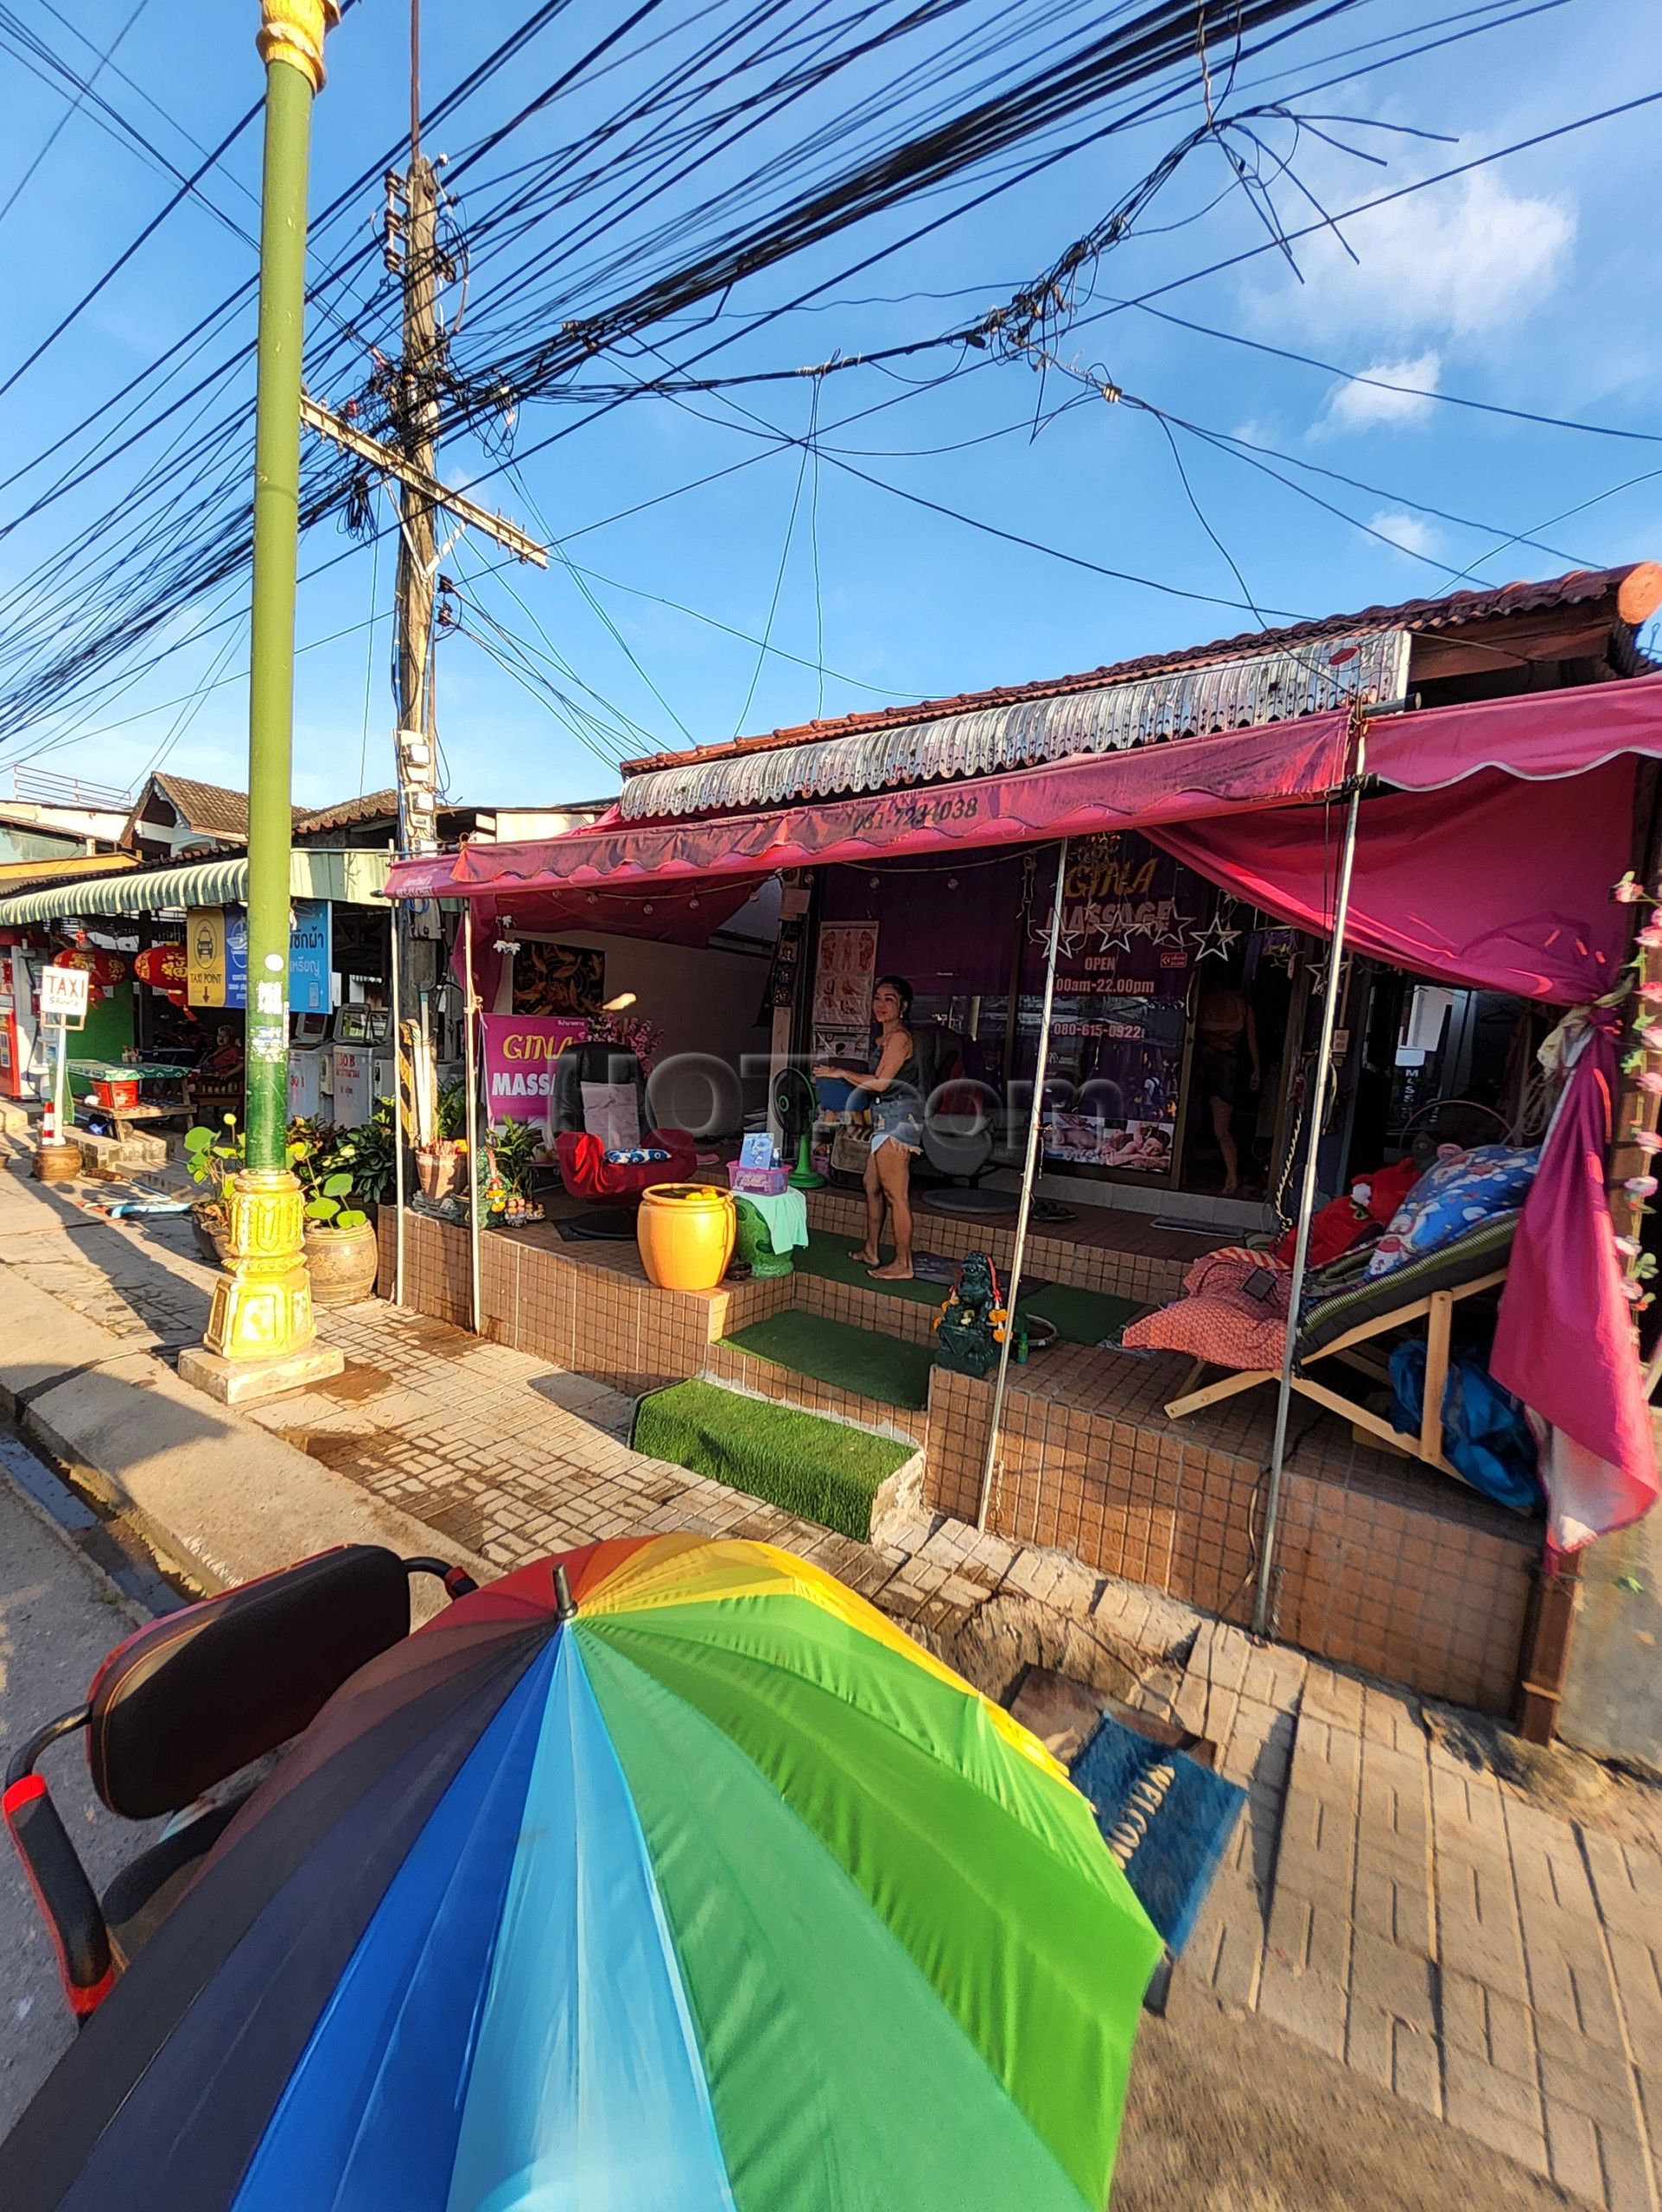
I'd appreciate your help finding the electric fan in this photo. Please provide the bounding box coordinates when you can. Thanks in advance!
[773,1066,825,1189]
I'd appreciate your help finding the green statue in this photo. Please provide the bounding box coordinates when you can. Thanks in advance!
[932,1252,1027,1378]
[731,1193,796,1279]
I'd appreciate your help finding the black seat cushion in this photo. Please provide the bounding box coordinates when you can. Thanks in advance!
[86,1546,411,1820]
[101,1797,245,1964]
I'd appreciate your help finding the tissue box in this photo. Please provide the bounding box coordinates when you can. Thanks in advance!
[728,1160,790,1196]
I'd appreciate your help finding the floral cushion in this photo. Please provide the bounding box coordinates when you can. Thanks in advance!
[602,1146,672,1166]
[1366,1143,1539,1278]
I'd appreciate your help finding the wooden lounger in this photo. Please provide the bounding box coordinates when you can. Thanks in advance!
[1164,1213,1519,1482]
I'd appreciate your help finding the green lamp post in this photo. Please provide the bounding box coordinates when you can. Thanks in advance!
[182,0,345,1402]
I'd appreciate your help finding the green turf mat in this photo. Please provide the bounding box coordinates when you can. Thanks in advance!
[1018,1282,1143,1346]
[795,1230,946,1307]
[632,1378,914,1542]
[723,1309,936,1412]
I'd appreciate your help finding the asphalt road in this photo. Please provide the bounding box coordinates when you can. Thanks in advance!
[0,1446,156,2139]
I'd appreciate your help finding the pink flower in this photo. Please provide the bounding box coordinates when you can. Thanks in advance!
[1640,1071,1662,1096]
[1615,1235,1641,1260]
[1640,1025,1662,1053]
[1614,874,1646,903]
[1625,1175,1659,1199]
[1622,1277,1646,1303]
[1635,1128,1662,1155]
[1640,982,1662,1004]
[1640,926,1662,951]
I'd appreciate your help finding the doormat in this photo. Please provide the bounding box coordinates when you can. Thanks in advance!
[631,1377,913,1543]
[1071,1713,1245,1961]
[722,1311,935,1413]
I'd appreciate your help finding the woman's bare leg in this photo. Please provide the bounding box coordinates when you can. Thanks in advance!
[869,1144,914,1278]
[856,1145,885,1264]
[1210,1093,1240,1196]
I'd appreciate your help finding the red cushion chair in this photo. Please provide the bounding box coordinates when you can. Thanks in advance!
[553,1128,697,1203]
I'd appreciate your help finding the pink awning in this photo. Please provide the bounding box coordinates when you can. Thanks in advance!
[386,709,1352,905]
[1367,670,1662,787]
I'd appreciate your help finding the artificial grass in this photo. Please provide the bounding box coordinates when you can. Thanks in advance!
[794,1230,946,1307]
[796,1230,1137,1348]
[631,1377,914,1542]
[1018,1282,1143,1348]
[723,1309,936,1413]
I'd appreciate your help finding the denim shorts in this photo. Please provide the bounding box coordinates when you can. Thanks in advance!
[870,1090,922,1154]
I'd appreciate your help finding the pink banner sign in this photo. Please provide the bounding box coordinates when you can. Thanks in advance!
[481,1014,587,1122]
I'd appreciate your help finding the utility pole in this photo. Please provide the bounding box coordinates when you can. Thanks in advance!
[390,149,442,861]
[181,0,346,1402]
[300,6,543,1291]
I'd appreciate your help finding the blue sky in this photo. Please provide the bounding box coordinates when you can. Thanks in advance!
[0,0,1658,810]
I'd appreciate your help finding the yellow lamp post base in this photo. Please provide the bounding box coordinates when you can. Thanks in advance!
[179,1168,344,1405]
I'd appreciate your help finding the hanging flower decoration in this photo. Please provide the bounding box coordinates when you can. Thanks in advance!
[1608,866,1662,1316]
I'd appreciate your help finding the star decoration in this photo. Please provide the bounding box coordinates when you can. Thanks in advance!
[1191,910,1242,963]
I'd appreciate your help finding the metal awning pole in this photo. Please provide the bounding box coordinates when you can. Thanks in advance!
[1253,724,1368,1636]
[462,900,482,1336]
[389,894,406,1307]
[976,836,1069,1533]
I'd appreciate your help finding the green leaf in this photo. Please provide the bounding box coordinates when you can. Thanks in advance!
[335,1209,367,1230]
[303,1197,338,1222]
[184,1127,213,1154]
[322,1172,353,1198]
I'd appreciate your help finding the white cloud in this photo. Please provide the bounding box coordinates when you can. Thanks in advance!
[1314,350,1442,436]
[1250,167,1576,348]
[1368,511,1442,562]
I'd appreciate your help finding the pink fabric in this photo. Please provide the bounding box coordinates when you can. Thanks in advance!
[1367,671,1662,789]
[1489,1014,1658,1554]
[1156,760,1633,1006]
[1124,1274,1292,1371]
[387,712,1352,903]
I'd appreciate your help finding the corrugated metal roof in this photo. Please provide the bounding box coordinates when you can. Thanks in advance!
[620,562,1662,780]
[620,631,1407,823]
[0,848,390,925]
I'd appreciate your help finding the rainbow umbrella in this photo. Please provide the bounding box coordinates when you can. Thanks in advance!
[9,1537,1161,2212]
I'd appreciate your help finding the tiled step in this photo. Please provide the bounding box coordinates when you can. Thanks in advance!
[704,1332,930,1447]
[805,1183,1220,1306]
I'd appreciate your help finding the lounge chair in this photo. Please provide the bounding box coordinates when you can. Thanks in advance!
[1162,1211,1519,1481]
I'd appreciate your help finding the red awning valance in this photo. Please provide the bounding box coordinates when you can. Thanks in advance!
[388,709,1353,906]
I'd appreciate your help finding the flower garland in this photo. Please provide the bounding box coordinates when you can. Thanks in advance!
[1612,872,1662,1312]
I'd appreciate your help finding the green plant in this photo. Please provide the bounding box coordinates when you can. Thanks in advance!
[325,1100,396,1208]
[487,1116,541,1200]
[287,1129,368,1231]
[434,1079,468,1143]
[183,1115,244,1214]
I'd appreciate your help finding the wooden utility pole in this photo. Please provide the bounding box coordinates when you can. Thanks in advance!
[392,152,442,857]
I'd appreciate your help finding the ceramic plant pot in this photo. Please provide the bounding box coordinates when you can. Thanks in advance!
[303,1218,379,1307]
[636,1182,736,1291]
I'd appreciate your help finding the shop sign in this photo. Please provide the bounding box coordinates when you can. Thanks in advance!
[481,1014,588,1122]
[39,963,90,1026]
[187,901,332,1014]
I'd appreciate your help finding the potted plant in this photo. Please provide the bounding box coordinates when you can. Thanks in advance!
[289,1130,378,1307]
[415,1079,468,1199]
[325,1100,396,1216]
[182,1115,244,1264]
[482,1116,544,1227]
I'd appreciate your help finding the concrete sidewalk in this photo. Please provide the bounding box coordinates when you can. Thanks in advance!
[1,1135,1659,2208]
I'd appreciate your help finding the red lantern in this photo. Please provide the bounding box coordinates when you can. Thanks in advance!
[135,944,188,991]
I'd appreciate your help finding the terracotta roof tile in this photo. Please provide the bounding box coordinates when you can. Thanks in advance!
[620,562,1662,777]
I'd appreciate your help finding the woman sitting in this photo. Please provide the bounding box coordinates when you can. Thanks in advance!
[815,974,921,1281]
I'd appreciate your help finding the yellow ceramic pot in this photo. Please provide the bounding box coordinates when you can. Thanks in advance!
[636,1182,735,1291]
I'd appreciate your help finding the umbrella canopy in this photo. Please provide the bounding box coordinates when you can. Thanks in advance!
[7,1536,1161,2212]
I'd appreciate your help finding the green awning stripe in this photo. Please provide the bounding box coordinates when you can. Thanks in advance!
[0,847,389,924]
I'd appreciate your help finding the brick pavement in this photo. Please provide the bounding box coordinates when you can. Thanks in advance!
[5,1139,1661,2209]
